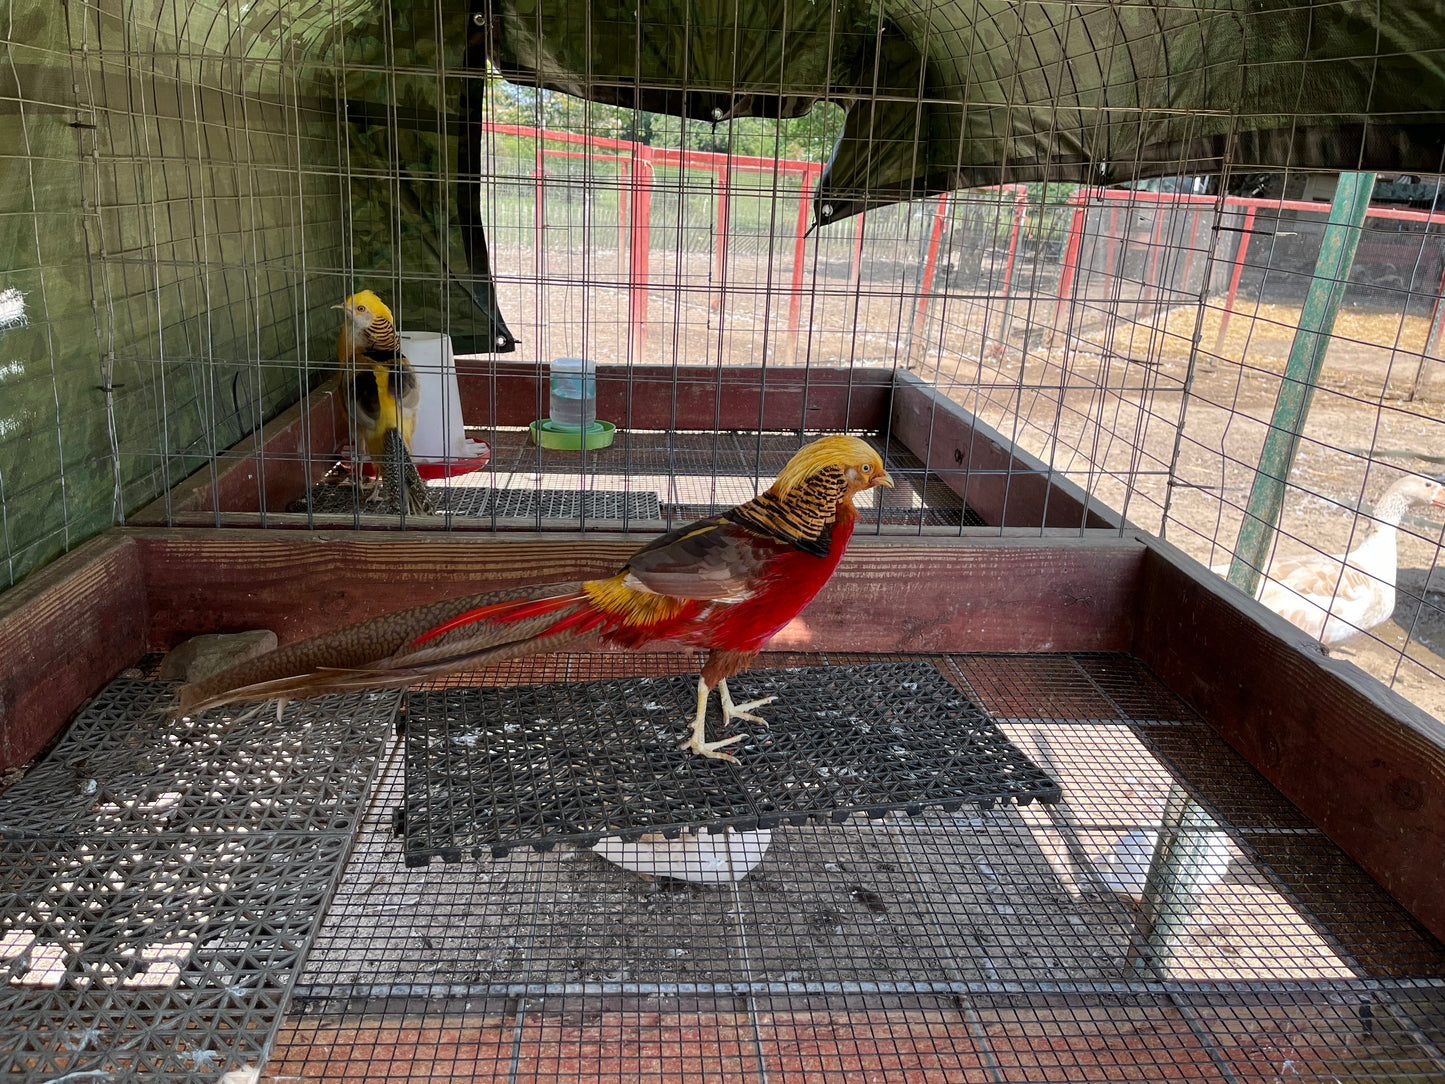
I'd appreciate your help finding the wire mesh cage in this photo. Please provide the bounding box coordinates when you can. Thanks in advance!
[9,0,1441,705]
[6,0,1445,1080]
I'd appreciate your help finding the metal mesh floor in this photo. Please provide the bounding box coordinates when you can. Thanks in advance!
[0,680,399,1082]
[8,654,1445,1082]
[399,662,1061,864]
[277,652,1445,1082]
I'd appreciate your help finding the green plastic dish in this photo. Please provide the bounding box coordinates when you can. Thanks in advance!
[530,419,617,450]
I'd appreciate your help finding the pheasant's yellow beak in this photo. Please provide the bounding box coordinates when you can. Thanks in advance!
[874,471,893,488]
[332,303,347,310]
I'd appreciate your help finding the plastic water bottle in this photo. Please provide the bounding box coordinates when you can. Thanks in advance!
[549,357,596,430]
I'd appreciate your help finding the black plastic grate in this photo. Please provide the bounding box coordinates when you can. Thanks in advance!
[0,680,398,1082]
[296,483,662,521]
[454,486,662,521]
[399,662,1062,864]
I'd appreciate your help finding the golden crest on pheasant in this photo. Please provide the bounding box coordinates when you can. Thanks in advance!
[335,290,435,515]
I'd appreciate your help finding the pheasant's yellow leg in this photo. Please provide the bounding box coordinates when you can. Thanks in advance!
[717,678,775,725]
[680,675,747,762]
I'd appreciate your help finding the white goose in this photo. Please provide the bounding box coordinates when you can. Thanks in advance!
[1216,475,1445,647]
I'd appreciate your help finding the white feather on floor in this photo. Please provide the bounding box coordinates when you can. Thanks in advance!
[591,827,772,884]
[1093,827,1234,900]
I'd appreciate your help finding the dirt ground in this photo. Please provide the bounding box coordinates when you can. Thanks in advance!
[931,297,1445,720]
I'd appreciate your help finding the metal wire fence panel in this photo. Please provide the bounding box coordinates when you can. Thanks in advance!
[5,2,1445,1074]
[1,0,1444,719]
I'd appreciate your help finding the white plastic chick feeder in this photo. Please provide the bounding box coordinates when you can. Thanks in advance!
[397,331,490,479]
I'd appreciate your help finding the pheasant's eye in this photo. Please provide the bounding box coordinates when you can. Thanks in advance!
[860,463,871,474]
[357,305,367,312]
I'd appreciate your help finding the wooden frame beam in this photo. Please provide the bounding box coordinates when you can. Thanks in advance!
[0,534,146,768]
[889,372,1121,531]
[456,362,894,433]
[130,385,343,524]
[132,530,1142,654]
[1135,534,1445,942]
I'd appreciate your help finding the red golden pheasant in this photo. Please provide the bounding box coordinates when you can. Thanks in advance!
[177,436,891,761]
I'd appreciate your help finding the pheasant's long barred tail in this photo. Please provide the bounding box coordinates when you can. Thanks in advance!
[383,427,434,516]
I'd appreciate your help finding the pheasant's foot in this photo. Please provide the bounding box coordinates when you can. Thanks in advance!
[717,678,775,726]
[679,676,746,763]
[679,731,746,762]
[403,483,436,516]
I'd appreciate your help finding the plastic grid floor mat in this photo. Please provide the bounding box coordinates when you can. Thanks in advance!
[398,662,1063,864]
[0,680,398,1082]
[297,484,663,522]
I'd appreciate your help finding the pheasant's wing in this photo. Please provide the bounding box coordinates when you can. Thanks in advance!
[620,517,783,603]
[344,368,383,434]
[387,354,421,415]
[1261,557,1381,639]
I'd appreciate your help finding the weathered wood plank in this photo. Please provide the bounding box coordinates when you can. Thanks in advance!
[1133,535,1445,944]
[456,362,893,432]
[889,371,1120,530]
[130,529,1141,654]
[130,385,343,521]
[0,535,146,771]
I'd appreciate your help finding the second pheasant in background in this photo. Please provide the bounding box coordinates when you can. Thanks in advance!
[335,290,435,515]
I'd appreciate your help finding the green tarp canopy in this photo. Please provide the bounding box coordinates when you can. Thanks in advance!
[481,0,1445,223]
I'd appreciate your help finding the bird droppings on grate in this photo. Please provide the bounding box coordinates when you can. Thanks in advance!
[0,679,398,1082]
[398,662,1061,865]
[296,483,663,521]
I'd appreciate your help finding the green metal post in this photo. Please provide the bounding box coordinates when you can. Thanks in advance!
[1227,172,1376,596]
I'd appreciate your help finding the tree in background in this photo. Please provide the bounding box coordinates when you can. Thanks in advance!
[486,79,844,164]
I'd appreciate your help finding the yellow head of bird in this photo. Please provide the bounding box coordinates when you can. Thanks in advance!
[772,435,892,500]
[334,289,393,333]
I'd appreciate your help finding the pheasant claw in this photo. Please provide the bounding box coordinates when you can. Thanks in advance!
[718,679,775,726]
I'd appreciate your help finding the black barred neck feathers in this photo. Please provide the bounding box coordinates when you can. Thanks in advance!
[340,289,401,354]
[730,435,890,553]
[730,464,849,551]
[771,435,880,497]
[363,315,401,354]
